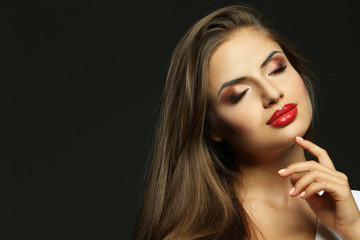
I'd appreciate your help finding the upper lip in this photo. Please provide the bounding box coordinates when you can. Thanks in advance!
[266,103,297,125]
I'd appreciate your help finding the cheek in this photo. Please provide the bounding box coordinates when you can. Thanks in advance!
[217,111,275,155]
[215,107,263,143]
[286,71,309,97]
[292,75,312,115]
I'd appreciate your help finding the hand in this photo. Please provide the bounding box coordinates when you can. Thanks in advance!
[278,137,360,239]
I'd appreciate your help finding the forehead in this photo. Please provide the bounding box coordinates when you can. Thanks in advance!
[209,28,281,74]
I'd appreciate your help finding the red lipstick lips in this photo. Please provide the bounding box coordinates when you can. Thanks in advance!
[267,103,297,127]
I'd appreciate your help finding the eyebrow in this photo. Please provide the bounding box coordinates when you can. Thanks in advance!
[216,77,245,97]
[261,50,281,68]
[216,50,282,97]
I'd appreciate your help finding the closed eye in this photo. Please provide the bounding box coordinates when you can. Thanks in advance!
[229,88,249,103]
[268,65,287,76]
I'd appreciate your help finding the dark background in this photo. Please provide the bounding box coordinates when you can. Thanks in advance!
[0,0,359,239]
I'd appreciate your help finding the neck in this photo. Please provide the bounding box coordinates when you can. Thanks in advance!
[236,143,307,203]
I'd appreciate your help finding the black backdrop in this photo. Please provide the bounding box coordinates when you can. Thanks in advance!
[1,0,359,239]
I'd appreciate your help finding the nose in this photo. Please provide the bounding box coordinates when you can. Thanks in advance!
[261,81,284,108]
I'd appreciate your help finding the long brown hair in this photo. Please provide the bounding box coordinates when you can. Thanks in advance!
[134,5,317,240]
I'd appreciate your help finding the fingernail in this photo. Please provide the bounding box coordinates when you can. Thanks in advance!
[317,190,324,196]
[289,187,295,195]
[278,169,286,174]
[296,136,304,141]
[300,191,306,198]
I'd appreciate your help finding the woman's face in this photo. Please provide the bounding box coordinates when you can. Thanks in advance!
[208,28,312,160]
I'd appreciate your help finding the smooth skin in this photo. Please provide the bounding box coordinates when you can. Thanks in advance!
[208,27,360,239]
[279,137,360,239]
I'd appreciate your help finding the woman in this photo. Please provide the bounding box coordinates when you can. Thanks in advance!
[134,5,360,240]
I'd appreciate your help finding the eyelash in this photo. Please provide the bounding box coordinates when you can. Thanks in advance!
[269,64,287,76]
[229,88,249,103]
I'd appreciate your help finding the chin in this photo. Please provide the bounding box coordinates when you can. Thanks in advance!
[269,121,311,153]
[253,121,311,156]
[229,116,313,159]
[234,134,297,159]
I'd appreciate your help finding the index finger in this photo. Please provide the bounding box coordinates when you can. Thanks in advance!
[295,136,335,169]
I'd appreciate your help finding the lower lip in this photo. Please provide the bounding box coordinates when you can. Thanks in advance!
[269,107,297,127]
